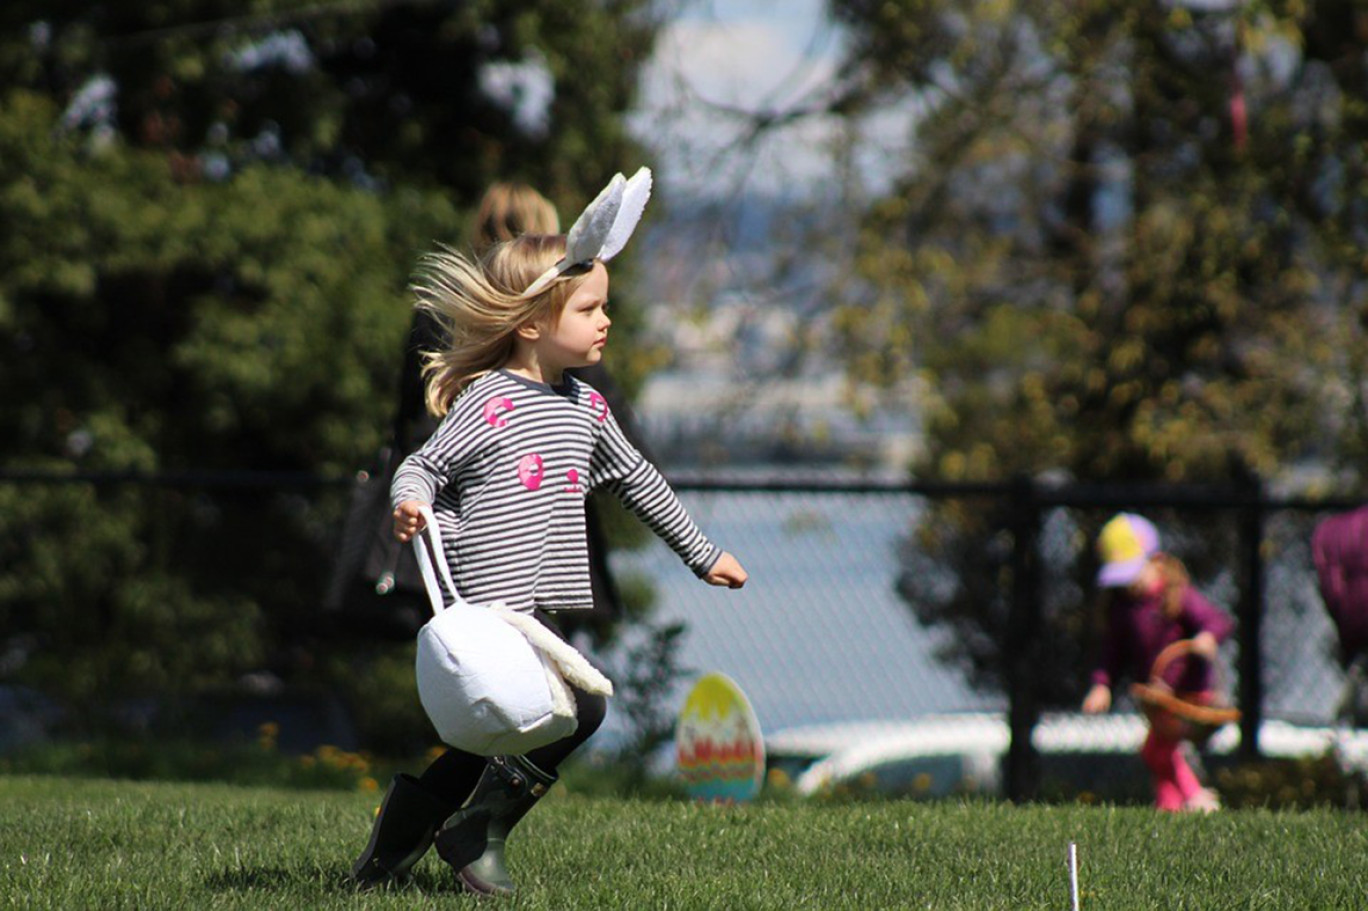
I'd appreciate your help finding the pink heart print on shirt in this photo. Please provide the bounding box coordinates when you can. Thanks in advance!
[483,396,515,428]
[564,468,583,494]
[517,453,545,491]
[588,392,609,423]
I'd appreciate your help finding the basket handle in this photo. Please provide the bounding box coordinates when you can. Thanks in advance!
[1148,638,1220,690]
[411,504,464,616]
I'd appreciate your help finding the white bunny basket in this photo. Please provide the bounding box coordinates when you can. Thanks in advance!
[410,505,612,756]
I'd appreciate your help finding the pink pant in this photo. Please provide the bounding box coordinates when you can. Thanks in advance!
[1140,725,1204,811]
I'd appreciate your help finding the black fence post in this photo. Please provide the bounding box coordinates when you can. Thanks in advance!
[1005,474,1042,801]
[1237,473,1265,761]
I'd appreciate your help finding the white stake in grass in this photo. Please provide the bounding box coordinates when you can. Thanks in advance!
[1068,841,1080,911]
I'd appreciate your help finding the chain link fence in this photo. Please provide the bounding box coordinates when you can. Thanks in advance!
[614,476,1366,800]
[1,469,1363,800]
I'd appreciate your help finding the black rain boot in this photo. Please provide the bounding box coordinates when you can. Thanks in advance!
[433,755,557,896]
[351,773,458,887]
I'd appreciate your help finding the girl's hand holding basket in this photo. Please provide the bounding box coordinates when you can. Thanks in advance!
[1130,638,1240,746]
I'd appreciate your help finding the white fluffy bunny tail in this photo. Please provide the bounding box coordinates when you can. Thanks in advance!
[497,609,614,698]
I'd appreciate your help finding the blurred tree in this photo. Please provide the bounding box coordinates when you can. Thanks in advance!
[0,2,655,207]
[830,0,1364,483]
[816,0,1368,702]
[0,0,664,742]
[0,89,452,725]
[0,0,663,395]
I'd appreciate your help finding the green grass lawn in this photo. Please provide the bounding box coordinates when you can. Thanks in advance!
[2,775,1366,909]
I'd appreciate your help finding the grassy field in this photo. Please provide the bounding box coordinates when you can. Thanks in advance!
[2,775,1366,909]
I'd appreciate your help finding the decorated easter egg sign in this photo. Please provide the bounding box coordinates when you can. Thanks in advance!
[675,671,765,803]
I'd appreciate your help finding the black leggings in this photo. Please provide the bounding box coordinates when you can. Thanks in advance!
[417,611,608,806]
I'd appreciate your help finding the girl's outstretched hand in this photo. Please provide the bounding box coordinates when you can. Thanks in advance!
[393,500,428,542]
[1191,631,1218,660]
[704,552,748,589]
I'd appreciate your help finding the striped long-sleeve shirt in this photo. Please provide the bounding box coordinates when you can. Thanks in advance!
[392,369,721,612]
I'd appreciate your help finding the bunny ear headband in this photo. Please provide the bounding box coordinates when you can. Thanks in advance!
[523,166,652,296]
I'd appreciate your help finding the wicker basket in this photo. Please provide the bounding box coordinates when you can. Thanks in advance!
[1129,639,1240,746]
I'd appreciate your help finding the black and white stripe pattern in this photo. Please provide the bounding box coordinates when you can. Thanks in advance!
[393,370,720,612]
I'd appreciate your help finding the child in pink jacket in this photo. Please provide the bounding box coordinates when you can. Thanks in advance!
[1081,513,1234,812]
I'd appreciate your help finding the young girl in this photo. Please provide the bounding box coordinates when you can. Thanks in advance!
[351,182,747,895]
[1081,513,1233,812]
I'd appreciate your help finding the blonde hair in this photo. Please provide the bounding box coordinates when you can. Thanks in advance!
[413,234,586,416]
[1152,553,1191,619]
[471,182,560,250]
[1095,552,1192,621]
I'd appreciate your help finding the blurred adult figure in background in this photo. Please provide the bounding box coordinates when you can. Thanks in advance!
[395,183,563,454]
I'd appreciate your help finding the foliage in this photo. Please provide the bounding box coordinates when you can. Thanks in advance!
[7,777,1368,908]
[0,725,395,791]
[0,1,666,736]
[321,640,434,757]
[0,92,430,718]
[830,0,1366,484]
[0,0,660,210]
[0,94,429,475]
[600,612,689,783]
[817,0,1368,703]
[1215,750,1368,811]
[556,751,689,800]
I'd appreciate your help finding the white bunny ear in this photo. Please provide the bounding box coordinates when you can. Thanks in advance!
[564,172,625,266]
[522,166,653,295]
[597,167,651,263]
